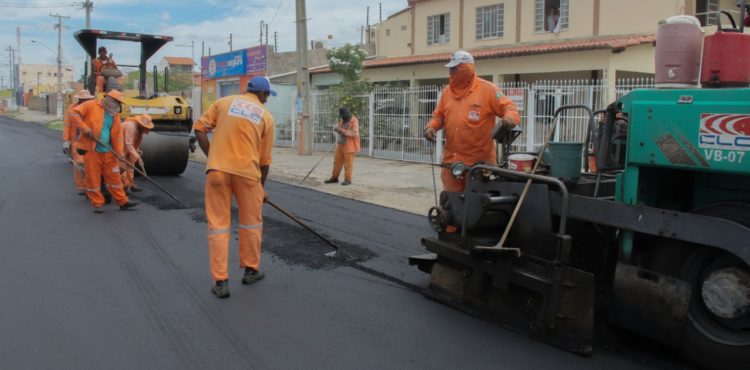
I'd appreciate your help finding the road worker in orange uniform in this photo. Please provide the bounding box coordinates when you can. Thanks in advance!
[70,90,139,213]
[194,76,276,299]
[63,89,95,195]
[424,50,520,192]
[324,107,360,186]
[93,46,118,94]
[120,114,153,193]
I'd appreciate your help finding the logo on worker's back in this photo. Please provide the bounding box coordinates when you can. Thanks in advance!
[229,98,263,124]
[699,113,750,151]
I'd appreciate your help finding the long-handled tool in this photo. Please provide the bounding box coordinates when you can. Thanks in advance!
[475,105,593,254]
[265,198,344,258]
[299,142,336,186]
[66,157,85,177]
[88,135,189,209]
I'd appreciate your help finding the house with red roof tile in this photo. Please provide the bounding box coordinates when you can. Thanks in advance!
[312,0,733,97]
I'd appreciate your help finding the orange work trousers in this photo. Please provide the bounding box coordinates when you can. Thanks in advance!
[205,170,265,281]
[441,168,466,192]
[331,144,355,181]
[71,143,86,193]
[84,151,129,207]
[120,156,137,190]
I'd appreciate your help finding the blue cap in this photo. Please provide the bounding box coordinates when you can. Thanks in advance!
[247,76,277,96]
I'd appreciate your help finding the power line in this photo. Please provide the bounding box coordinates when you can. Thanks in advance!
[0,2,77,8]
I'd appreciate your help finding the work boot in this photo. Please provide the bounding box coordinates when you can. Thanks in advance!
[130,186,142,193]
[211,280,230,298]
[78,190,85,196]
[241,268,265,285]
[342,180,352,186]
[119,200,139,210]
[93,207,103,214]
[324,178,338,184]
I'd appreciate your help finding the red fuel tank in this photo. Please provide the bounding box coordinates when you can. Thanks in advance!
[701,30,750,87]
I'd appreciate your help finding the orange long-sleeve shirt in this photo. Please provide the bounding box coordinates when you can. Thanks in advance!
[336,116,361,154]
[69,99,124,155]
[428,77,520,165]
[121,119,144,161]
[193,93,275,182]
[63,103,77,142]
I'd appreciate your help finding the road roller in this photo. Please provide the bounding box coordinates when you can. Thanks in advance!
[74,29,192,175]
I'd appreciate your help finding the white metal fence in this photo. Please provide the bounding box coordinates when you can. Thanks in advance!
[269,78,654,163]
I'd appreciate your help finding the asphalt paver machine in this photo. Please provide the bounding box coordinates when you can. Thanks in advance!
[411,20,750,370]
[74,29,192,175]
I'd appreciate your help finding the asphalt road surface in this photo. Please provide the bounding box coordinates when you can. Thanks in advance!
[0,116,692,370]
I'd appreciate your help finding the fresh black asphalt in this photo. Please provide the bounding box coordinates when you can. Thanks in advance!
[0,116,689,369]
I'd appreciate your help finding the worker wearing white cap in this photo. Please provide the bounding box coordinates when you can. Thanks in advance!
[424,50,521,192]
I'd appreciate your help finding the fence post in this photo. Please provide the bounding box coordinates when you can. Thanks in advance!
[368,91,375,157]
[435,90,443,163]
[526,88,536,152]
[553,88,562,142]
[291,94,297,146]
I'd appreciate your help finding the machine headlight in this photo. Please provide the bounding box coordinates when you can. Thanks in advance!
[450,162,466,177]
[174,106,182,115]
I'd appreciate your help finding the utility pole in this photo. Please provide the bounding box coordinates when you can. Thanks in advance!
[274,31,278,53]
[82,0,93,28]
[296,0,312,155]
[260,21,265,46]
[265,23,269,46]
[380,2,382,22]
[229,33,233,51]
[366,6,370,44]
[51,13,70,119]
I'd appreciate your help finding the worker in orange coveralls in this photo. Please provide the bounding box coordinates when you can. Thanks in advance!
[93,46,118,93]
[63,89,95,195]
[193,76,275,299]
[424,50,520,192]
[120,114,153,193]
[70,89,139,213]
[324,107,360,186]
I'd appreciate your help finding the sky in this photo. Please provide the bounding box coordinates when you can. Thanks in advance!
[0,0,407,83]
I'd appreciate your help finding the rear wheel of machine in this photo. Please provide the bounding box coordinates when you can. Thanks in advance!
[140,133,190,176]
[681,203,750,370]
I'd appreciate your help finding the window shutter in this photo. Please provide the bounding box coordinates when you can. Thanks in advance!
[535,0,544,32]
[561,0,570,31]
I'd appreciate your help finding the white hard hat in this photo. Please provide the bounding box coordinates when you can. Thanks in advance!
[445,50,474,68]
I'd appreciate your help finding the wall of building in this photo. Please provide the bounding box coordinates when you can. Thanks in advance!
[268,48,328,76]
[413,0,461,55]
[376,9,413,57]
[462,0,518,50]
[19,64,76,94]
[599,0,685,36]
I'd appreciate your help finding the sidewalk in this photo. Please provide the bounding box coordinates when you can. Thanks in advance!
[8,109,440,215]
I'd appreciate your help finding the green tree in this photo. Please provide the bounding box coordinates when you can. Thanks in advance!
[325,44,371,119]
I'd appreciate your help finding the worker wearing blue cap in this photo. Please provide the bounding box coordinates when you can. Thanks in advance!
[193,75,276,299]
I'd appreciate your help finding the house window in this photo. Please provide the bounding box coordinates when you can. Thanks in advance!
[401,25,407,31]
[427,13,450,45]
[696,0,720,27]
[386,29,391,36]
[535,0,569,33]
[476,4,504,40]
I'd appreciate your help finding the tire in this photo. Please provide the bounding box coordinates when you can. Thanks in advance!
[680,203,750,370]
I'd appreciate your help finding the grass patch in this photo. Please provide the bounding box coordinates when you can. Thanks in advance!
[46,120,65,131]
